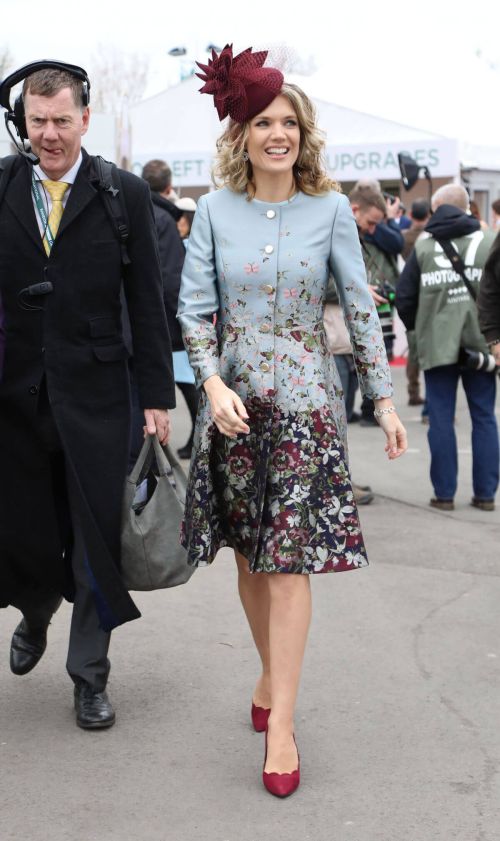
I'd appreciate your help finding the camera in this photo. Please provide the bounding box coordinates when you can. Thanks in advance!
[374,281,396,343]
[383,191,398,205]
[458,347,498,374]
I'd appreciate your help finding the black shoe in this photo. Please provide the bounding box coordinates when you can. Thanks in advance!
[348,411,361,423]
[430,497,454,511]
[10,619,49,676]
[74,682,116,730]
[353,484,374,505]
[471,497,495,512]
[177,443,193,460]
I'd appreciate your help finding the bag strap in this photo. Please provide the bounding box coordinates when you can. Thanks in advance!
[93,155,131,267]
[128,434,187,505]
[434,236,477,302]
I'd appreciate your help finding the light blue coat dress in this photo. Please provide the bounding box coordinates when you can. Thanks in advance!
[177,187,392,574]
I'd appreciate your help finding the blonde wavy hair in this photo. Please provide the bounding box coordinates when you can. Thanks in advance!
[212,83,340,198]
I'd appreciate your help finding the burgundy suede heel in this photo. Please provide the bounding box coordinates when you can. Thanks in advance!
[251,702,271,733]
[262,732,300,798]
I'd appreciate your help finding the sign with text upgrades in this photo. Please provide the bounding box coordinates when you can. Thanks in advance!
[132,139,459,187]
[325,139,459,181]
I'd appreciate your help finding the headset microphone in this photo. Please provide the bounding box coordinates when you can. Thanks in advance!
[4,112,40,164]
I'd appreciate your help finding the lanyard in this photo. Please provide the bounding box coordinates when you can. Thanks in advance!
[31,174,56,251]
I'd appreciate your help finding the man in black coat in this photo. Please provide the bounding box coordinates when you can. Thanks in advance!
[0,63,175,728]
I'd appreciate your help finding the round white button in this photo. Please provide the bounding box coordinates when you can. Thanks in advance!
[266,210,276,219]
[264,245,274,254]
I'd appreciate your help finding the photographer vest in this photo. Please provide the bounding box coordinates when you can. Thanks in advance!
[414,229,496,370]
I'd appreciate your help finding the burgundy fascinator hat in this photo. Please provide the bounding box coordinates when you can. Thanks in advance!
[196,44,284,123]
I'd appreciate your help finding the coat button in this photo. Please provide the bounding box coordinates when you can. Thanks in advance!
[266,210,276,219]
[260,323,271,333]
[264,244,274,254]
[260,362,271,372]
[29,385,39,395]
[263,284,275,294]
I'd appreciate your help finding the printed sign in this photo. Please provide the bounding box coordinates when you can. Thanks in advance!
[132,139,460,187]
[325,139,459,181]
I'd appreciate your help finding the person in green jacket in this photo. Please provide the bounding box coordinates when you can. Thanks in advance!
[396,184,499,512]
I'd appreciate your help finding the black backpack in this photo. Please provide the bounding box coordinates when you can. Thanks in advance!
[0,154,131,266]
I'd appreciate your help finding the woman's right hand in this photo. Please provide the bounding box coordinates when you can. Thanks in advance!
[203,375,250,438]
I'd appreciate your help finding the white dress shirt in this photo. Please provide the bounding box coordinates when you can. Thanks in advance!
[31,152,83,236]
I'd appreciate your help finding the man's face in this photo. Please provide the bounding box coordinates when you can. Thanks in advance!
[24,87,89,180]
[351,203,384,236]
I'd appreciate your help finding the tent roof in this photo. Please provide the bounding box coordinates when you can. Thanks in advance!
[129,73,445,157]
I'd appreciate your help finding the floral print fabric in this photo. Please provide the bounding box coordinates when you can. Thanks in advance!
[178,188,393,574]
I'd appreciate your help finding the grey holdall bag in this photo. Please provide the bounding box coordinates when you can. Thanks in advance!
[121,434,195,590]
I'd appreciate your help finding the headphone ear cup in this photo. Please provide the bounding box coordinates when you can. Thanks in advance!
[13,94,28,140]
[81,81,89,108]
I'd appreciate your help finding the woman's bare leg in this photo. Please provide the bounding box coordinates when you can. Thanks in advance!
[234,550,271,708]
[265,573,312,773]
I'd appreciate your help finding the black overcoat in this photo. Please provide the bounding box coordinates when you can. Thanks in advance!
[0,151,175,630]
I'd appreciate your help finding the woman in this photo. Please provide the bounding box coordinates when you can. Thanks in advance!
[175,196,197,241]
[178,45,407,797]
[170,196,199,460]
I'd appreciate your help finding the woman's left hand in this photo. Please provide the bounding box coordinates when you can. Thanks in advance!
[376,410,408,460]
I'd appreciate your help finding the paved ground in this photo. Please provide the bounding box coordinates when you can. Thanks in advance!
[1,366,499,841]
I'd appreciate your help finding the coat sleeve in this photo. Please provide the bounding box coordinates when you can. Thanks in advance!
[366,219,404,255]
[177,194,220,388]
[122,178,176,410]
[478,234,500,343]
[395,251,421,330]
[155,210,186,349]
[329,194,393,400]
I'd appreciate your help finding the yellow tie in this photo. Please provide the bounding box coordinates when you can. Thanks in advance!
[42,180,69,255]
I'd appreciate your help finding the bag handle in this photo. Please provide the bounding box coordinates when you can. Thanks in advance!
[128,434,187,505]
[151,435,187,504]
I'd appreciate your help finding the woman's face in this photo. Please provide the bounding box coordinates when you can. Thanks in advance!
[177,216,191,239]
[245,95,300,179]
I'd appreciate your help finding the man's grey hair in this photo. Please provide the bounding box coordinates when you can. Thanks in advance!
[431,184,469,213]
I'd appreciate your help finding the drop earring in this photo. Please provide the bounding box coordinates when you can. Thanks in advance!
[242,150,249,161]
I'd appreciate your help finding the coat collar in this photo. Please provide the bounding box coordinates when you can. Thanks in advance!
[4,158,43,252]
[56,148,98,240]
[4,149,100,253]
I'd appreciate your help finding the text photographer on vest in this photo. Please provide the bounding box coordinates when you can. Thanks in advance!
[396,184,499,512]
[0,61,175,729]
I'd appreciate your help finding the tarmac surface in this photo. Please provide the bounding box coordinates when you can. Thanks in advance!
[1,365,499,841]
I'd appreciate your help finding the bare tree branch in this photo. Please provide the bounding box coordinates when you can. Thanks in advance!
[89,45,149,115]
[0,46,14,81]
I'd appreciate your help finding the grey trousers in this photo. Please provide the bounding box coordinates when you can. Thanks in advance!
[12,386,111,693]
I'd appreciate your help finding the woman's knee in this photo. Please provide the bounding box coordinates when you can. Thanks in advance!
[267,572,310,601]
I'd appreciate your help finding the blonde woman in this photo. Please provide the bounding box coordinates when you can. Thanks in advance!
[178,45,407,797]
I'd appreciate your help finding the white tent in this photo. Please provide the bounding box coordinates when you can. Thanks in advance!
[129,73,459,187]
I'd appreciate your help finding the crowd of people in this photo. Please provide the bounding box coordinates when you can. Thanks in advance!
[0,46,498,800]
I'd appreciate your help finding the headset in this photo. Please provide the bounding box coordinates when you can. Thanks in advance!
[0,59,90,163]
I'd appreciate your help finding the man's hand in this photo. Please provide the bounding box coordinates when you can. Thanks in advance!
[491,341,500,367]
[368,284,388,306]
[143,409,171,445]
[385,196,401,221]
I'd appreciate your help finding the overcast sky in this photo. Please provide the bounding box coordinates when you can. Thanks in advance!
[3,0,500,144]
